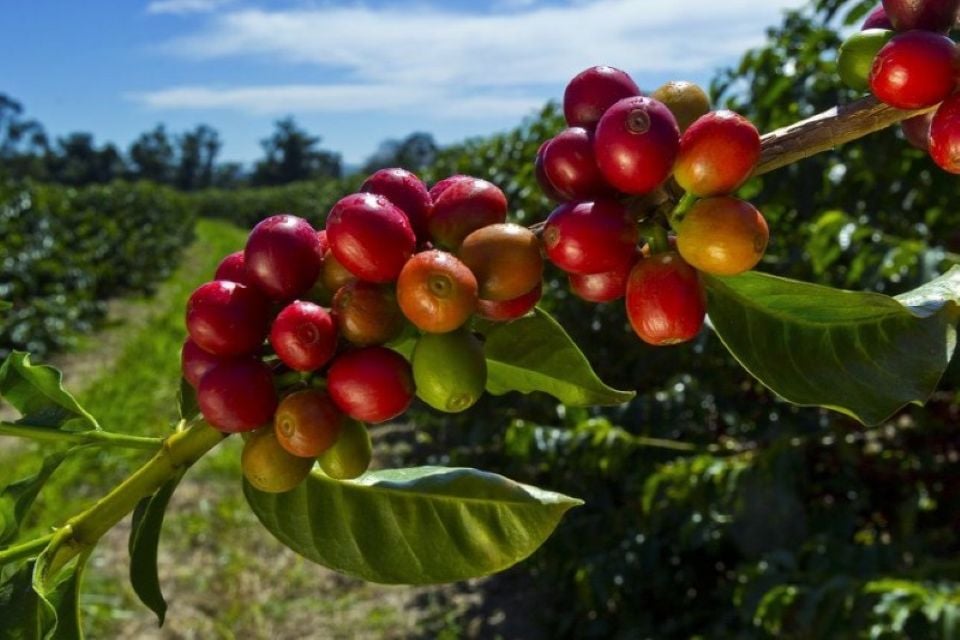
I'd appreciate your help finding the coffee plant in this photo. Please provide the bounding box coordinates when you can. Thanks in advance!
[3,1,960,637]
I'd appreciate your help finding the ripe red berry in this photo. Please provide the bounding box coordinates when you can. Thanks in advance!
[626,253,706,346]
[541,128,610,200]
[564,65,641,128]
[181,338,231,387]
[901,111,935,150]
[245,215,323,300]
[214,251,252,286]
[869,31,958,110]
[534,141,566,202]
[186,280,269,356]
[198,359,278,433]
[428,177,508,249]
[361,168,432,241]
[568,257,637,303]
[542,199,638,275]
[930,94,960,172]
[317,229,330,256]
[327,347,415,423]
[863,5,893,29]
[326,193,416,283]
[674,111,760,197]
[477,282,542,322]
[332,281,405,346]
[594,96,680,195]
[269,301,337,372]
[429,175,470,202]
[881,0,960,32]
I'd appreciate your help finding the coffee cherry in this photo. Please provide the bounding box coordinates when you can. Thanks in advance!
[477,283,542,322]
[332,281,405,346]
[870,31,958,110]
[274,389,344,457]
[429,174,470,202]
[651,81,712,132]
[412,329,487,414]
[568,257,637,303]
[626,253,706,346]
[901,111,935,150]
[269,301,337,372]
[458,223,543,301]
[534,141,566,202]
[326,193,416,283]
[882,0,960,32]
[674,111,760,197]
[397,250,478,333]
[930,94,960,172]
[564,65,641,128]
[541,128,611,200]
[319,249,357,295]
[838,29,895,92]
[675,196,769,276]
[543,199,638,275]
[198,359,277,433]
[428,177,508,249]
[214,251,252,286]
[245,215,323,300]
[186,280,269,356]
[319,418,372,480]
[361,168,432,241]
[242,429,314,493]
[863,5,893,29]
[181,338,231,388]
[594,97,680,195]
[327,347,415,423]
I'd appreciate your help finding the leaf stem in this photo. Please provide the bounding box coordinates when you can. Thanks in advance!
[0,533,54,566]
[0,422,163,451]
[630,435,701,452]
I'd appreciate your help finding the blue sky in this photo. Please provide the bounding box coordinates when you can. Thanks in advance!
[1,0,806,166]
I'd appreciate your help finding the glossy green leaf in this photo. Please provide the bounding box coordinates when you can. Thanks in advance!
[0,353,98,431]
[0,452,69,548]
[705,268,960,425]
[244,466,583,584]
[0,551,87,640]
[128,473,183,627]
[476,308,634,406]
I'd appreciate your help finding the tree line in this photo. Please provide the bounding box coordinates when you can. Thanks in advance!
[0,94,438,189]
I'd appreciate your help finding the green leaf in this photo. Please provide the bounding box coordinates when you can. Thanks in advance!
[177,379,198,421]
[244,466,583,584]
[128,473,183,627]
[476,308,634,406]
[0,353,99,431]
[705,268,960,425]
[0,301,11,312]
[0,452,70,548]
[0,550,87,640]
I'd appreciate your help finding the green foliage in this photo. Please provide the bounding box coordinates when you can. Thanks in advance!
[243,466,582,584]
[0,180,194,358]
[0,452,69,549]
[0,352,99,430]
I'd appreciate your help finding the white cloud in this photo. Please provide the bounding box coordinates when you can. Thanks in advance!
[147,0,233,15]
[134,0,807,117]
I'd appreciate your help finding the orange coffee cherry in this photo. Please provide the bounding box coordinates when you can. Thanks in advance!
[274,389,344,458]
[332,282,405,346]
[397,250,478,333]
[675,196,769,276]
[458,223,543,301]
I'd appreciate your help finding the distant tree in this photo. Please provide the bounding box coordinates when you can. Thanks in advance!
[128,125,175,184]
[362,132,438,174]
[45,133,125,186]
[0,94,50,179]
[213,161,246,188]
[175,124,221,190]
[252,117,341,186]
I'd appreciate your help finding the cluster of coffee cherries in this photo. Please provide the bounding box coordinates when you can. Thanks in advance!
[181,168,544,493]
[839,0,960,171]
[534,66,770,345]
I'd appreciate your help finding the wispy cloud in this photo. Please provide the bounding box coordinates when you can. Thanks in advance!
[134,0,805,116]
[147,0,234,15]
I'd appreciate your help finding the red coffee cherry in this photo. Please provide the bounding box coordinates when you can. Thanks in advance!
[674,111,760,197]
[198,359,278,433]
[931,94,960,173]
[626,253,706,346]
[534,141,566,202]
[477,282,542,322]
[244,215,323,300]
[269,301,337,372]
[181,338,231,388]
[564,65,641,128]
[863,4,893,29]
[541,128,611,200]
[901,111,935,150]
[332,281,405,346]
[326,193,416,283]
[881,0,960,32]
[568,257,637,303]
[869,31,959,110]
[542,199,638,275]
[361,168,432,241]
[429,174,470,202]
[428,177,508,249]
[317,229,330,256]
[274,389,344,458]
[214,251,252,286]
[186,280,269,356]
[397,250,478,333]
[327,347,415,423]
[594,96,680,195]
